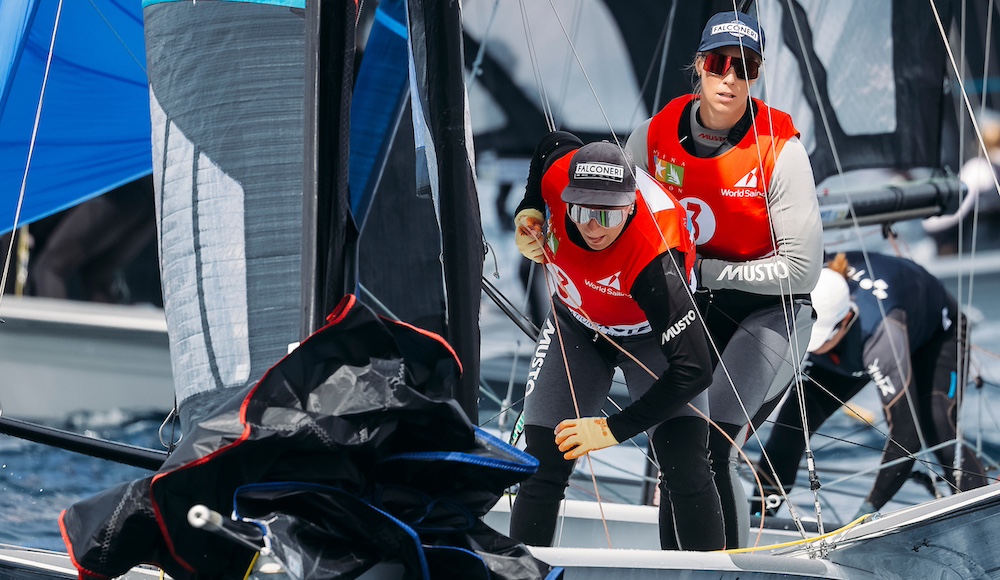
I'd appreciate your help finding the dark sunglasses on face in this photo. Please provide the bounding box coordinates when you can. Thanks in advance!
[567,204,629,228]
[703,52,760,80]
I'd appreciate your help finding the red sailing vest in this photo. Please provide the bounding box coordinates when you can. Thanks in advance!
[645,95,799,261]
[540,150,694,335]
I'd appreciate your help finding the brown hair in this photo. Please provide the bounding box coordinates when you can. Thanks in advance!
[826,252,850,278]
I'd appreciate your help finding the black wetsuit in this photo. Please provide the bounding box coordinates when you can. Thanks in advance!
[508,132,724,551]
[759,252,988,512]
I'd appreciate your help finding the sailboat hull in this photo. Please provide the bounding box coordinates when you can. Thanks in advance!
[0,296,173,420]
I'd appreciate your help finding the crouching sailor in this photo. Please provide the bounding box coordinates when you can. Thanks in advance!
[509,131,724,550]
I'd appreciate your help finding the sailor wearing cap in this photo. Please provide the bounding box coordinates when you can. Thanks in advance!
[510,131,725,551]
[626,10,823,549]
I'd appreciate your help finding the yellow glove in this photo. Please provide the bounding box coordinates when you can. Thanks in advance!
[554,417,619,460]
[514,208,545,263]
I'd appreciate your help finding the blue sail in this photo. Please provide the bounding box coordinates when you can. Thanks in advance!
[0,0,151,235]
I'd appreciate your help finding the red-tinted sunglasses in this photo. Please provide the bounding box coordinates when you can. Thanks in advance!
[703,52,760,80]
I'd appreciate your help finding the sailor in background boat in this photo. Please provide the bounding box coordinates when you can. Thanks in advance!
[625,10,822,548]
[509,133,724,550]
[758,251,988,519]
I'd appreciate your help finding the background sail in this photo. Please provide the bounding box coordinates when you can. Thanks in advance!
[464,0,996,187]
[464,0,733,154]
[757,0,965,184]
[0,0,150,234]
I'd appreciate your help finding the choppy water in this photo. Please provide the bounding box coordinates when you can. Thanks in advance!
[0,412,166,551]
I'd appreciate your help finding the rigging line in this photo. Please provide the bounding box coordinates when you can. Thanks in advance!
[740,1,817,449]
[481,276,541,340]
[779,0,927,501]
[629,3,677,126]
[86,0,147,75]
[650,0,679,116]
[518,0,556,130]
[950,0,972,492]
[779,2,909,388]
[931,0,1000,233]
[542,0,624,148]
[810,438,997,494]
[689,5,813,511]
[734,1,841,520]
[552,1,584,127]
[534,238,615,549]
[0,0,66,314]
[464,0,501,86]
[802,366,967,496]
[957,0,997,483]
[929,0,1000,477]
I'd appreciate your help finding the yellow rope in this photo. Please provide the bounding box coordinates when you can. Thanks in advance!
[241,551,261,580]
[720,512,872,554]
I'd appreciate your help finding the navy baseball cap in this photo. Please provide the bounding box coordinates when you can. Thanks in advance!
[698,11,765,59]
[561,142,636,207]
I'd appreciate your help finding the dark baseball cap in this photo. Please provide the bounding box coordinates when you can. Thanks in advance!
[560,141,636,207]
[698,11,764,60]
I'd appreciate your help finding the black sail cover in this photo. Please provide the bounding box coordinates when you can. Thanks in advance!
[60,295,554,579]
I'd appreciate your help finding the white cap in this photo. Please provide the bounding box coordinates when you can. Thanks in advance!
[806,268,854,352]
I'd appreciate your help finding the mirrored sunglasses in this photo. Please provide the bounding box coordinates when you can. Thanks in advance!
[567,204,629,228]
[703,52,760,80]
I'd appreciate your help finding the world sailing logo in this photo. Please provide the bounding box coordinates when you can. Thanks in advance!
[721,168,763,198]
[585,271,628,297]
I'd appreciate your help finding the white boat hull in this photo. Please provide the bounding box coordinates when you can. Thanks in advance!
[0,296,174,420]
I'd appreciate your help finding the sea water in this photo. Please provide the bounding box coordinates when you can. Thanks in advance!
[0,412,166,551]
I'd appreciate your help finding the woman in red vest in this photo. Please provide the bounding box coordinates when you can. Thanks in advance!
[510,132,724,550]
[626,11,823,548]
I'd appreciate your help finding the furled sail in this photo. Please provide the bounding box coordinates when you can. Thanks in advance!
[355,0,485,420]
[61,295,552,579]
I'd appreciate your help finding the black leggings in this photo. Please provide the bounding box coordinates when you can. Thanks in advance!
[510,418,724,550]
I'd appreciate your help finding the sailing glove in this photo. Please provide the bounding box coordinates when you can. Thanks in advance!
[514,208,546,263]
[554,417,619,460]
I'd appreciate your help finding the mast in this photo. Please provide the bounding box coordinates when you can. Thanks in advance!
[302,0,358,337]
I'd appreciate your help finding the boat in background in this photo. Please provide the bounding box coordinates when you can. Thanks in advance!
[0,295,172,421]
